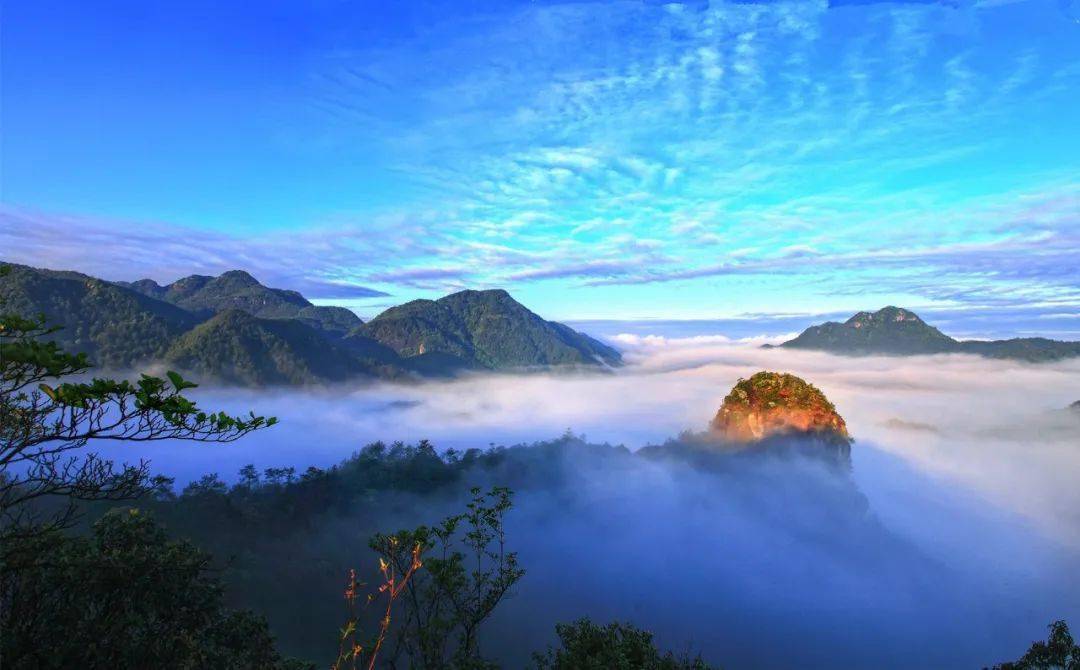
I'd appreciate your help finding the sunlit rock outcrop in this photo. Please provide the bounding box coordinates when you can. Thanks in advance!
[711,371,850,444]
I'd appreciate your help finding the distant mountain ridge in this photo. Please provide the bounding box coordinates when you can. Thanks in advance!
[775,306,1080,362]
[119,269,363,337]
[163,309,403,386]
[0,264,198,369]
[1,262,621,386]
[356,289,621,370]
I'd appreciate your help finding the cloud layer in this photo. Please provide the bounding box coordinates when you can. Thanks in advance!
[91,339,1080,666]
[4,0,1078,319]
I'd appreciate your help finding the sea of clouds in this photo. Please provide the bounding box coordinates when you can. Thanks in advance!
[94,334,1080,667]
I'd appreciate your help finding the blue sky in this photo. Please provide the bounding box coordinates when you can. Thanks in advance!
[2,0,1078,323]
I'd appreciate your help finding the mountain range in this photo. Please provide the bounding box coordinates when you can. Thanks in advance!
[0,263,621,386]
[773,306,1080,362]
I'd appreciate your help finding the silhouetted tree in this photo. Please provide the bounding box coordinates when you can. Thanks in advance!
[368,486,525,669]
[1,263,276,543]
[991,620,1080,670]
[1,508,311,669]
[532,618,715,670]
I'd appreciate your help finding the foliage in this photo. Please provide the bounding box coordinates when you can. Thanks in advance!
[0,508,312,670]
[359,288,621,370]
[0,308,275,539]
[780,305,1080,361]
[122,269,364,336]
[532,618,715,670]
[721,371,839,414]
[333,541,424,670]
[0,262,196,368]
[711,371,850,447]
[958,338,1080,363]
[367,486,525,669]
[991,620,1080,670]
[8,263,624,385]
[83,433,847,664]
[163,308,401,386]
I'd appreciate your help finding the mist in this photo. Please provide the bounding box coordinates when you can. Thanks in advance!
[93,336,1080,667]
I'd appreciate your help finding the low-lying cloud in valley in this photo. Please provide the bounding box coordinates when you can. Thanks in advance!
[98,335,1080,667]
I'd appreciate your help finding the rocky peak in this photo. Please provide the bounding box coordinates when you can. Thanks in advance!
[216,270,261,287]
[710,371,850,443]
[845,306,923,328]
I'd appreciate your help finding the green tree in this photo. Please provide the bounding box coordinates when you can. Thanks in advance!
[1,507,312,669]
[2,264,291,665]
[367,486,525,669]
[532,618,715,670]
[991,620,1080,670]
[0,265,276,541]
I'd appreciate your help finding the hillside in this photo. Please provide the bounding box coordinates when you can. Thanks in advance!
[120,270,362,337]
[0,263,197,368]
[956,337,1080,362]
[164,309,405,386]
[3,263,621,385]
[777,306,1079,361]
[779,307,957,355]
[356,289,622,371]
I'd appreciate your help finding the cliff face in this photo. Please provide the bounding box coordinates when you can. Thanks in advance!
[711,371,849,443]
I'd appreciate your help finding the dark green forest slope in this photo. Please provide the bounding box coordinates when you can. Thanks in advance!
[2,263,621,384]
[357,288,622,370]
[776,306,1079,361]
[0,264,197,368]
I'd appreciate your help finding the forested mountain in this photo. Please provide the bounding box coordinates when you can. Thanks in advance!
[2,262,620,384]
[357,289,622,370]
[776,306,1079,361]
[163,309,407,386]
[0,263,197,368]
[956,337,1080,362]
[119,269,363,337]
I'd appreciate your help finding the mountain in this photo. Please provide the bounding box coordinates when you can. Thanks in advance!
[955,337,1080,362]
[710,371,850,444]
[356,289,622,371]
[163,309,405,386]
[3,262,622,385]
[119,270,362,337]
[776,306,1080,362]
[0,263,197,368]
[778,307,957,355]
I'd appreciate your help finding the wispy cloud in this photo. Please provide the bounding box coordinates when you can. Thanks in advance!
[5,0,1077,319]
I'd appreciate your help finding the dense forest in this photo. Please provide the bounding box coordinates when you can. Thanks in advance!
[0,263,621,386]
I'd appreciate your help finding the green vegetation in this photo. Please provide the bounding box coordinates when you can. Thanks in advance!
[2,509,313,670]
[358,289,622,371]
[533,619,714,670]
[711,371,850,445]
[720,371,840,414]
[958,338,1080,363]
[122,269,359,331]
[0,263,196,368]
[1,272,296,666]
[990,620,1079,670]
[5,263,621,385]
[780,306,960,355]
[0,292,275,539]
[778,306,1080,361]
[163,309,405,386]
[365,486,525,669]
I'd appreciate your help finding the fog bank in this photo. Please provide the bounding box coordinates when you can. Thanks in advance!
[105,336,1080,547]
[89,336,1080,666]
